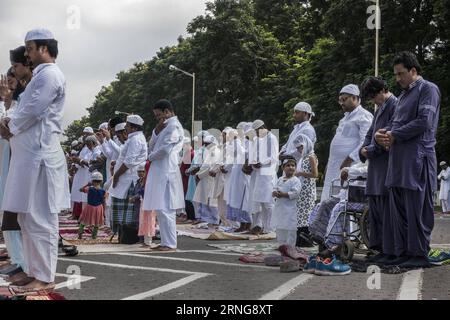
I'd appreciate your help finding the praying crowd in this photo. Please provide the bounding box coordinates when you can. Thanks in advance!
[0,28,446,295]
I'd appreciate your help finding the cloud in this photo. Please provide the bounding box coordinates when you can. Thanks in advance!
[0,0,207,128]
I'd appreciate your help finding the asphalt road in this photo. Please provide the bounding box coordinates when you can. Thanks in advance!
[55,214,450,300]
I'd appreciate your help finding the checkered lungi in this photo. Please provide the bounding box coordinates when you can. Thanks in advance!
[308,198,339,239]
[111,185,137,233]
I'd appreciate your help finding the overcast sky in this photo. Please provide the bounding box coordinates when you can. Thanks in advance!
[0,0,207,128]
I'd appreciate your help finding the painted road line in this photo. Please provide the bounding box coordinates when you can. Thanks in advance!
[259,273,315,300]
[122,273,208,300]
[106,252,276,270]
[54,273,96,290]
[58,257,211,276]
[397,269,423,300]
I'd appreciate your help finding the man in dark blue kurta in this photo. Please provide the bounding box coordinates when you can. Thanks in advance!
[376,52,440,268]
[359,77,397,263]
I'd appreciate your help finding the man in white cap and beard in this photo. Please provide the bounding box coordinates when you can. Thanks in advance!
[110,115,147,237]
[320,84,373,201]
[438,161,450,214]
[248,119,279,235]
[279,102,316,160]
[0,28,70,292]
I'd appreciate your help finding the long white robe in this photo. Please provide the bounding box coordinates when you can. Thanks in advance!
[110,131,147,199]
[438,168,450,200]
[280,121,316,156]
[225,138,249,210]
[2,62,69,283]
[71,146,92,203]
[143,116,185,211]
[193,144,220,207]
[321,105,373,201]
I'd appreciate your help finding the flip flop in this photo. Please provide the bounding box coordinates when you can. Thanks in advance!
[9,283,55,296]
[150,246,176,252]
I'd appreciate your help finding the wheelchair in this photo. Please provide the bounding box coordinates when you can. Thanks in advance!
[324,178,371,262]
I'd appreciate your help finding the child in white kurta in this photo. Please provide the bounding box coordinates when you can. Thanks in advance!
[271,158,302,247]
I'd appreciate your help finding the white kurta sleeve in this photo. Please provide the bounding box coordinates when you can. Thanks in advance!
[348,113,373,162]
[147,130,158,155]
[123,138,146,168]
[287,178,302,200]
[107,139,121,159]
[9,72,61,135]
[101,141,114,159]
[148,126,181,161]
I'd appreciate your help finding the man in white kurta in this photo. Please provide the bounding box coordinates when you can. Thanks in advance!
[0,29,70,289]
[143,99,185,251]
[321,84,373,201]
[438,161,450,214]
[279,102,316,159]
[248,120,279,234]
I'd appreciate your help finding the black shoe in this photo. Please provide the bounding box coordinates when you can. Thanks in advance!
[383,255,411,266]
[367,253,386,263]
[397,256,431,269]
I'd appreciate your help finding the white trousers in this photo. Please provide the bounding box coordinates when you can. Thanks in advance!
[441,199,449,213]
[252,202,274,233]
[17,166,59,283]
[276,229,297,247]
[3,230,26,271]
[156,209,177,248]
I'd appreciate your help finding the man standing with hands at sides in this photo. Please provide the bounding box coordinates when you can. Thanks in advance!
[359,77,397,263]
[438,161,450,215]
[0,28,70,293]
[321,84,373,201]
[376,51,440,268]
[143,99,185,251]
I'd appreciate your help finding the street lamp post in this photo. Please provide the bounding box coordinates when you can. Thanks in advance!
[169,64,195,141]
[375,0,380,77]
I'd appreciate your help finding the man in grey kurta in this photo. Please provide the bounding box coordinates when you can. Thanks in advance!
[359,77,397,263]
[376,52,440,268]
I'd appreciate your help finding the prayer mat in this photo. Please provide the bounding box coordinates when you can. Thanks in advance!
[238,253,267,263]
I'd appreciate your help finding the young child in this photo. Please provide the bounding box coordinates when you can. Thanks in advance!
[271,158,302,247]
[78,171,106,240]
[135,163,156,247]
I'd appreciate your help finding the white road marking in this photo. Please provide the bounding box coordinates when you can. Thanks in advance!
[259,273,315,300]
[58,257,211,275]
[54,273,96,290]
[105,252,276,270]
[122,273,208,300]
[397,269,423,300]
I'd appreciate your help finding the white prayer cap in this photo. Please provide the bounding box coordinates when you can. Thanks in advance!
[137,162,146,171]
[126,114,144,126]
[70,150,78,155]
[193,136,199,142]
[440,161,447,166]
[98,122,109,130]
[115,122,126,132]
[83,127,94,134]
[203,135,216,144]
[251,119,265,130]
[340,84,360,97]
[183,137,191,144]
[294,102,315,117]
[85,135,97,143]
[91,171,103,181]
[197,130,209,137]
[25,28,55,42]
[243,122,253,135]
[71,140,79,147]
[223,127,233,133]
[236,122,246,130]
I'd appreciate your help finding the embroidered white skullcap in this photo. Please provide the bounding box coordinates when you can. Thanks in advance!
[85,135,97,143]
[83,127,94,134]
[91,171,103,181]
[236,122,247,130]
[203,135,216,144]
[126,114,144,126]
[440,161,447,166]
[294,102,315,117]
[115,123,126,132]
[251,119,265,130]
[98,122,109,130]
[25,28,55,42]
[71,140,79,147]
[340,84,360,97]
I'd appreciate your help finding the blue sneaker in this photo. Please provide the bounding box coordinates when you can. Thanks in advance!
[428,251,450,266]
[315,256,351,276]
[303,255,318,274]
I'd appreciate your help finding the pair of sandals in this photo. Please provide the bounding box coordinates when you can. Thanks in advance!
[59,235,79,256]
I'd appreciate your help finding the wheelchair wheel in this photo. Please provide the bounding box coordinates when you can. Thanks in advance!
[359,208,370,248]
[340,240,354,262]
